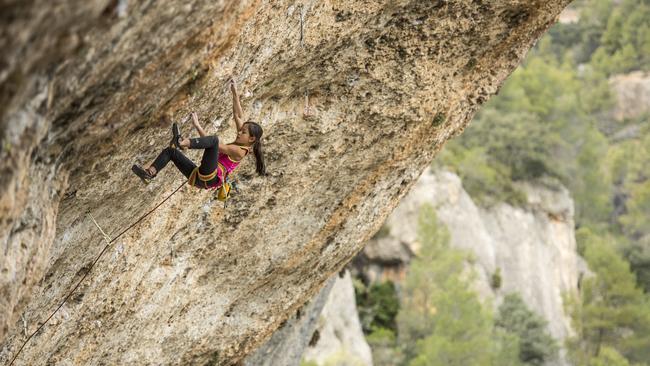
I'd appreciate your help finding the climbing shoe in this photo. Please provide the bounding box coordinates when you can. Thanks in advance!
[132,164,154,184]
[170,122,183,149]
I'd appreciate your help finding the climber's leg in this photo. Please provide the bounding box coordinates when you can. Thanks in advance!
[149,147,197,179]
[187,135,220,175]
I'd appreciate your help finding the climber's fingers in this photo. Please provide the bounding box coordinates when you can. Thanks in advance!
[230,78,237,93]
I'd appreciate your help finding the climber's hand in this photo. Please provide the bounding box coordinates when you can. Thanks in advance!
[191,112,207,137]
[230,79,238,94]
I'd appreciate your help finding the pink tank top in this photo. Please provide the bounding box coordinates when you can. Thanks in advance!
[216,144,252,184]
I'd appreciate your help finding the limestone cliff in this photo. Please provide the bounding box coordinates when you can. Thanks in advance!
[0,1,570,364]
[358,168,588,365]
[302,270,372,366]
[243,275,336,366]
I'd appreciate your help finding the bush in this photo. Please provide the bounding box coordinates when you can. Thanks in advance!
[496,294,558,366]
[491,268,502,290]
[355,280,400,334]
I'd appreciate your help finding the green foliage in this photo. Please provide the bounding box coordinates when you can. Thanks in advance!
[415,3,650,363]
[355,280,400,334]
[567,228,650,365]
[581,0,650,74]
[569,126,612,227]
[436,143,527,206]
[606,133,650,292]
[623,238,650,293]
[490,268,502,290]
[621,181,650,238]
[397,205,457,358]
[496,294,558,365]
[432,112,446,127]
[366,326,396,344]
[617,132,650,240]
[490,329,523,366]
[396,205,522,366]
[437,34,613,220]
[321,351,368,366]
[406,287,494,366]
[588,347,630,366]
[366,327,403,366]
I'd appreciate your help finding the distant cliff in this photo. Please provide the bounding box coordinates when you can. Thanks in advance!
[357,168,588,365]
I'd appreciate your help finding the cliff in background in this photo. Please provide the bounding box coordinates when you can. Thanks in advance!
[357,168,588,365]
[0,1,570,364]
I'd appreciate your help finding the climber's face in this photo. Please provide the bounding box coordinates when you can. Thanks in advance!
[236,123,256,145]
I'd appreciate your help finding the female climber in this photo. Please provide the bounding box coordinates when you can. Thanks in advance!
[131,79,266,189]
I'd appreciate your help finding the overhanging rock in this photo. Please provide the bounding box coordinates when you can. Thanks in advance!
[1,1,570,364]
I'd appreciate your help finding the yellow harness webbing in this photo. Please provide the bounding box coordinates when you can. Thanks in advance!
[188,164,224,188]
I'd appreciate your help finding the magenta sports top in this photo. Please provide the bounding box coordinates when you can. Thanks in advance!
[215,144,252,186]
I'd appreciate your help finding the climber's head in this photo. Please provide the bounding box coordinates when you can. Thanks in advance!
[239,121,266,176]
[235,121,262,146]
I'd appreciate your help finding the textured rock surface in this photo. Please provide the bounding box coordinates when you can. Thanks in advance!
[0,1,570,364]
[303,270,372,366]
[360,168,588,365]
[243,275,335,366]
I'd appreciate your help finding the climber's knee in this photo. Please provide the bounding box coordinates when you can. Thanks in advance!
[209,135,219,147]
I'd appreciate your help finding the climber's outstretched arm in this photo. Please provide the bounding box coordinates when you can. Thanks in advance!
[191,112,207,137]
[230,79,244,131]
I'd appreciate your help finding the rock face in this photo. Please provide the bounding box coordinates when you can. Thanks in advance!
[0,1,570,364]
[609,71,650,122]
[303,270,373,366]
[360,168,587,365]
[243,276,336,366]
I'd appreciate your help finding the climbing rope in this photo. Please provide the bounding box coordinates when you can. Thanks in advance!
[8,179,188,365]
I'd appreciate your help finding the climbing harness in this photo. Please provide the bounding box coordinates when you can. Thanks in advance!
[8,179,187,365]
[187,164,223,189]
[187,163,236,207]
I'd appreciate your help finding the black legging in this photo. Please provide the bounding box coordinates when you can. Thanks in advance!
[151,135,221,187]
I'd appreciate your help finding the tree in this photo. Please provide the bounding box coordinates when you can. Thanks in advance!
[355,280,400,334]
[397,205,521,366]
[589,347,630,366]
[496,294,558,365]
[589,0,650,74]
[567,228,650,365]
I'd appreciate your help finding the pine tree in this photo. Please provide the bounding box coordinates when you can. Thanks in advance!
[397,205,522,366]
[496,294,558,365]
[567,229,650,365]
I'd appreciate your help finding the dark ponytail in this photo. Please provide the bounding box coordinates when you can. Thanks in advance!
[246,121,266,176]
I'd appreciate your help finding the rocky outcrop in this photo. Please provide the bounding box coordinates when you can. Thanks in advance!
[244,270,371,366]
[609,71,650,123]
[360,169,587,365]
[1,1,570,364]
[303,270,372,366]
[243,276,336,366]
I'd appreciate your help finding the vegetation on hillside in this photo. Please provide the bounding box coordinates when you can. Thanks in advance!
[356,1,649,365]
[433,0,650,364]
[358,207,557,366]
